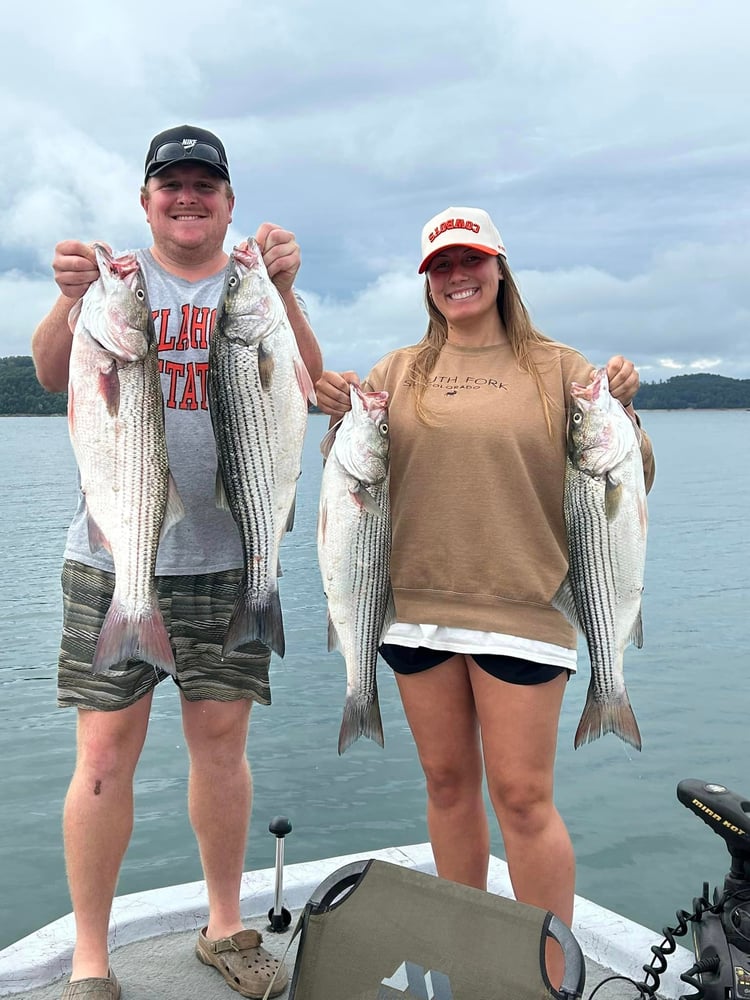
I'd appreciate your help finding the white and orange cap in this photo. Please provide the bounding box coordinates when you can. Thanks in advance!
[418,206,506,274]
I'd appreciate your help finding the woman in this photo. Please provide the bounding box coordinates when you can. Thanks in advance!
[315,206,655,979]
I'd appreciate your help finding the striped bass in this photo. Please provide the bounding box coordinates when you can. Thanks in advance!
[67,244,184,675]
[208,240,315,658]
[317,385,393,754]
[553,368,648,750]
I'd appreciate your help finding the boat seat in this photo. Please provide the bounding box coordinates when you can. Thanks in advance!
[280,858,585,999]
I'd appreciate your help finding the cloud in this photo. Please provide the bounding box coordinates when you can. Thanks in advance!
[302,236,750,381]
[302,269,426,377]
[2,0,749,379]
[7,232,748,383]
[1,271,60,357]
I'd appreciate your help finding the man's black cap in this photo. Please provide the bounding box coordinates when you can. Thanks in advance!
[143,125,230,183]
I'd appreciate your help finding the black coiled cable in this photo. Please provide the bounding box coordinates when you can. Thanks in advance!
[584,893,719,999]
[628,891,725,1000]
[585,885,750,1000]
[677,956,722,999]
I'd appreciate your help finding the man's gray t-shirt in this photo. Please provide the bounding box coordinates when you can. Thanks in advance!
[64,249,244,575]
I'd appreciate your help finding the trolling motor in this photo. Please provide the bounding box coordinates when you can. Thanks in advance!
[675,779,750,999]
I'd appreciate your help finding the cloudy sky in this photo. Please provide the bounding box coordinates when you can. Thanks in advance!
[2,0,748,380]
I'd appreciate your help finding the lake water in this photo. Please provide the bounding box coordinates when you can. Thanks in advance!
[0,410,748,952]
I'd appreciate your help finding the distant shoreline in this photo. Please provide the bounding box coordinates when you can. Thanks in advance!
[2,408,749,417]
[3,357,749,414]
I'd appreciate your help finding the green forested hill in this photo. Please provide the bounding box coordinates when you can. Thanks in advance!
[633,373,750,409]
[1,356,749,415]
[0,356,67,415]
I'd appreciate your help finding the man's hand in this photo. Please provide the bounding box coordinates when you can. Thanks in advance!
[52,241,108,299]
[255,222,300,295]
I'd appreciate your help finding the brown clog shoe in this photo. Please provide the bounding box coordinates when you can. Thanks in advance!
[196,927,289,998]
[60,969,121,1000]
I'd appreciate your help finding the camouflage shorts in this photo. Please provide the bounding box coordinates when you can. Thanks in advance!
[58,560,272,711]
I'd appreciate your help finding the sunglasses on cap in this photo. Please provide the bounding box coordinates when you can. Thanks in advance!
[145,141,229,179]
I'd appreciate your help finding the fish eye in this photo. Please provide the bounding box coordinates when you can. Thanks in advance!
[228,275,239,288]
[380,423,389,435]
[135,289,145,301]
[572,412,582,424]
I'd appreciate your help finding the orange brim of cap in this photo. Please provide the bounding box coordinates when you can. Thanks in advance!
[418,244,500,274]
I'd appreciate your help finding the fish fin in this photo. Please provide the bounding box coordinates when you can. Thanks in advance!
[285,493,297,533]
[294,357,317,406]
[317,500,328,545]
[327,614,343,653]
[258,342,275,391]
[67,382,77,429]
[338,689,385,755]
[86,511,111,555]
[98,362,120,417]
[604,479,623,519]
[351,482,383,516]
[157,400,185,537]
[574,684,642,751]
[92,594,175,676]
[214,469,231,512]
[629,609,644,649]
[637,493,649,536]
[551,576,581,631]
[320,421,342,459]
[223,582,286,658]
[160,474,185,539]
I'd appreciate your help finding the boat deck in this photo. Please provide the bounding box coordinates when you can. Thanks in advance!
[0,844,690,999]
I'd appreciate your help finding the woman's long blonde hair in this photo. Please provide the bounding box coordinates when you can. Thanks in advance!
[409,255,556,432]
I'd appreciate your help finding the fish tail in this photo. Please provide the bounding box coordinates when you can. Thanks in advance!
[574,688,642,751]
[92,596,175,676]
[223,586,286,659]
[337,690,385,755]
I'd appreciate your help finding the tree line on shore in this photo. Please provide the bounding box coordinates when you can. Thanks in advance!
[1,355,749,416]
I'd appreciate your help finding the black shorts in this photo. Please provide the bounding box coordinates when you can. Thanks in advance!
[379,643,567,686]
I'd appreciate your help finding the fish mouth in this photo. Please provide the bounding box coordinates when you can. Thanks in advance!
[571,368,608,403]
[233,243,261,268]
[109,258,140,281]
[94,246,141,287]
[352,385,389,415]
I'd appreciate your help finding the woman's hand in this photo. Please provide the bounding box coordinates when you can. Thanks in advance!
[605,355,640,409]
[315,370,361,417]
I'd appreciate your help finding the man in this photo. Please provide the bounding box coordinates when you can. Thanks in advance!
[31,124,323,1000]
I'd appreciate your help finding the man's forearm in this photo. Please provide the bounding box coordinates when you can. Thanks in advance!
[31,294,77,393]
[282,289,323,384]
